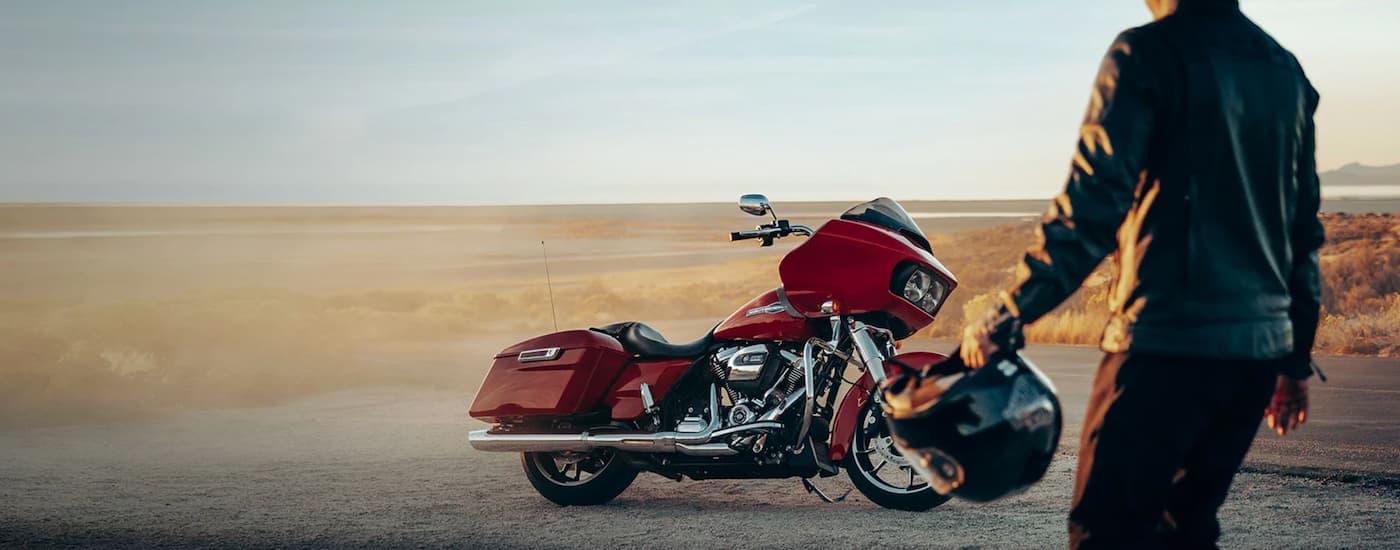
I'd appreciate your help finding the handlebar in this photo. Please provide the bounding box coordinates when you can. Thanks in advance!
[730,229,766,242]
[729,221,815,245]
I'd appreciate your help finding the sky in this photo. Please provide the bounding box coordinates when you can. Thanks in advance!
[1,1,1397,205]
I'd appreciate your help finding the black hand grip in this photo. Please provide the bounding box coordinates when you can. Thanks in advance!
[731,231,757,241]
[987,312,1026,352]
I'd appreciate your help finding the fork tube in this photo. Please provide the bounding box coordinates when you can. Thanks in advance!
[850,320,889,383]
[794,338,818,448]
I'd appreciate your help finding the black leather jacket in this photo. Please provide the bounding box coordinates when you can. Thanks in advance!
[1005,0,1324,378]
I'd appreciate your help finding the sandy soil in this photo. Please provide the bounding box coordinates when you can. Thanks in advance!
[1,386,1396,549]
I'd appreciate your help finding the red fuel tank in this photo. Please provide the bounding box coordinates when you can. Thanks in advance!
[713,288,815,342]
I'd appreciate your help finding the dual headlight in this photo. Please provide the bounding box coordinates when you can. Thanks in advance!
[894,265,947,316]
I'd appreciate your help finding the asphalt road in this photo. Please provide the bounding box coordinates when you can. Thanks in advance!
[902,342,1400,479]
[1,345,1396,549]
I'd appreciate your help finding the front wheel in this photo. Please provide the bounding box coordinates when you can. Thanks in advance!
[521,449,638,506]
[845,397,951,511]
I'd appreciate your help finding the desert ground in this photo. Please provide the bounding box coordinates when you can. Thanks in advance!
[1,199,1397,548]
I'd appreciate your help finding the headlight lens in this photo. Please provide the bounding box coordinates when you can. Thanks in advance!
[895,266,947,315]
[903,270,931,303]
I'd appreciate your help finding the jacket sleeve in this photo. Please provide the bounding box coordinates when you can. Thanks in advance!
[1282,84,1324,379]
[1007,31,1157,323]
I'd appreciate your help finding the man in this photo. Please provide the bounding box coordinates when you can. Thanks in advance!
[959,0,1324,547]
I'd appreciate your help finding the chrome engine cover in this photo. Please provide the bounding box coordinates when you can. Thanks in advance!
[725,344,770,381]
[727,399,763,426]
[675,416,708,434]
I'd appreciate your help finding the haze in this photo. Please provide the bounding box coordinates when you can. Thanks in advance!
[2,1,1397,205]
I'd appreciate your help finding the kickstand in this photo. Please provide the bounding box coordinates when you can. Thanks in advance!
[801,477,852,504]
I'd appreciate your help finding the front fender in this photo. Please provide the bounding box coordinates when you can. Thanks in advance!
[829,351,947,463]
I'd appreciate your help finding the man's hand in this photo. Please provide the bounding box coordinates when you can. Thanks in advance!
[960,322,998,368]
[1265,375,1309,436]
[960,302,1022,369]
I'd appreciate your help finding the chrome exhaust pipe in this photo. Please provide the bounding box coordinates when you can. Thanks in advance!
[468,386,783,456]
[467,431,594,453]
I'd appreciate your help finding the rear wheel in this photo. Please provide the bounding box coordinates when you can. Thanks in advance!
[845,397,951,511]
[521,449,638,506]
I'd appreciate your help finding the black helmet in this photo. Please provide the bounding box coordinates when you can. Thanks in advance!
[881,351,1062,502]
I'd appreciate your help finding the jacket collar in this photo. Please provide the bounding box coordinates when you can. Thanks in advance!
[1173,0,1241,14]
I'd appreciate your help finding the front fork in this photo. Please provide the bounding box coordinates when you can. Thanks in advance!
[849,319,898,385]
[793,318,896,447]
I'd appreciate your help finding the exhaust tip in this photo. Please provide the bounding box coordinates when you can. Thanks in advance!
[467,429,594,453]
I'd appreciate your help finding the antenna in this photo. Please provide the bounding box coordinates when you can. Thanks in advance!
[541,240,559,332]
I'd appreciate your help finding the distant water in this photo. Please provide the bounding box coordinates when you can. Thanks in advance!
[1323,185,1400,199]
[906,212,1039,219]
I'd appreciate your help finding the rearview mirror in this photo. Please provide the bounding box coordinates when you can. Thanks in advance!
[739,194,771,217]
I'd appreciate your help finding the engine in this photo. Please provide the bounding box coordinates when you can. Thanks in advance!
[708,344,804,425]
[660,341,836,465]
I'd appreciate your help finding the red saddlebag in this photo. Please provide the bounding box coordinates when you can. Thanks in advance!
[469,330,630,423]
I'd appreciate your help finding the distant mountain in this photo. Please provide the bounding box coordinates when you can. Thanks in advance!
[1321,162,1400,187]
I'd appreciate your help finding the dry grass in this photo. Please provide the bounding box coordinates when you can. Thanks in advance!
[919,213,1400,356]
[1314,213,1400,355]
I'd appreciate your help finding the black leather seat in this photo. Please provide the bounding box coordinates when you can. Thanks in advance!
[592,321,712,359]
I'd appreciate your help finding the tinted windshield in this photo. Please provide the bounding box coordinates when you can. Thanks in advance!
[840,197,931,252]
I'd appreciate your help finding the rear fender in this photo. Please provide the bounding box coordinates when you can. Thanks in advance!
[604,358,694,420]
[829,351,946,462]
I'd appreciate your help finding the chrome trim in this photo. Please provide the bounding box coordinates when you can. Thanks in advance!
[725,344,769,381]
[758,339,841,424]
[760,350,801,404]
[745,303,787,317]
[788,224,815,236]
[759,388,806,422]
[468,385,765,457]
[775,287,806,318]
[674,442,740,457]
[710,421,784,439]
[517,347,562,363]
[639,383,656,412]
[792,337,819,448]
[739,194,772,217]
[639,382,660,426]
[856,323,898,357]
[674,416,707,433]
[850,321,890,383]
[467,432,592,453]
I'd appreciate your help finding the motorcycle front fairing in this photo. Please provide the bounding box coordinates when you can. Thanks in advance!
[778,218,956,339]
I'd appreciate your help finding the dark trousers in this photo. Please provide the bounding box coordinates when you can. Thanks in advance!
[1068,353,1278,549]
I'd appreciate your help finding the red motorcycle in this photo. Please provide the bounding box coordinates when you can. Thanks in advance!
[468,196,958,510]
